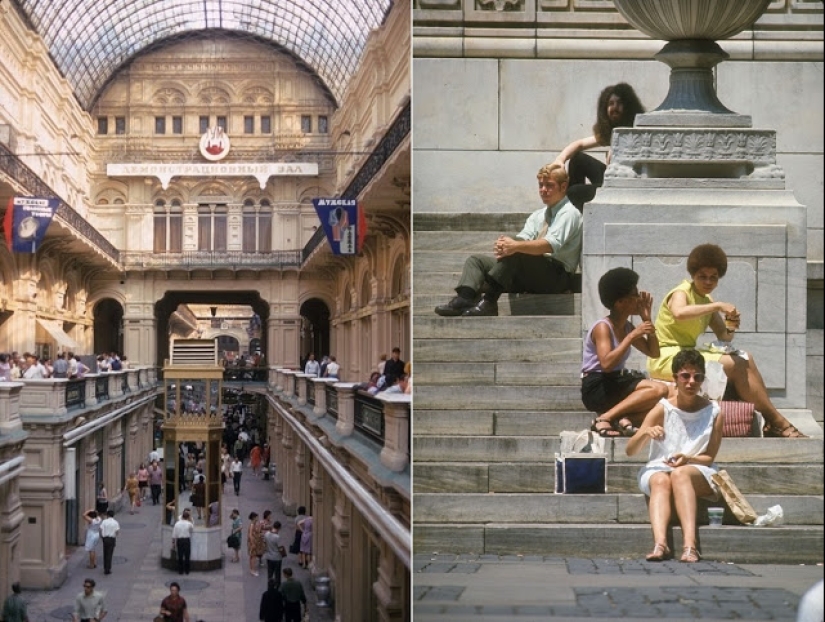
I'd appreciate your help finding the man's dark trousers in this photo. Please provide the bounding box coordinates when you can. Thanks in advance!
[266,559,282,586]
[176,537,191,574]
[102,536,116,573]
[151,483,161,505]
[284,602,301,622]
[457,253,572,295]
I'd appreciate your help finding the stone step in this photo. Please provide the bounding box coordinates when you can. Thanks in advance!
[415,361,583,386]
[413,213,529,232]
[412,435,825,464]
[414,385,586,411]
[414,294,581,316]
[414,272,582,297]
[413,231,517,252]
[412,523,825,564]
[412,410,594,437]
[413,462,825,496]
[413,338,583,363]
[413,251,486,276]
[413,315,581,339]
[413,492,825,525]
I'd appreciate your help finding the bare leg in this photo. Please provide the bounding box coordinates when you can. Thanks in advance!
[599,381,670,428]
[647,472,673,550]
[670,467,713,550]
[721,354,804,436]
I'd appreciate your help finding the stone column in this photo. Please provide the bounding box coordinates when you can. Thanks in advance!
[280,423,296,514]
[285,372,297,400]
[121,315,157,366]
[270,406,284,494]
[296,373,308,406]
[18,425,68,589]
[312,378,336,416]
[295,440,310,511]
[335,383,358,437]
[331,486,352,622]
[374,542,406,622]
[108,423,125,508]
[0,383,26,599]
[377,394,410,472]
[309,460,329,574]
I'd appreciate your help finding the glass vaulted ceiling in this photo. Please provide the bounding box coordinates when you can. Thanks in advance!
[12,0,393,110]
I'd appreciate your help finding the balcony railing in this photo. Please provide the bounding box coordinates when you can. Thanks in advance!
[354,392,385,445]
[121,250,302,270]
[65,378,86,411]
[95,376,109,401]
[306,378,315,407]
[300,99,410,264]
[0,142,119,263]
[325,385,338,419]
[223,367,269,383]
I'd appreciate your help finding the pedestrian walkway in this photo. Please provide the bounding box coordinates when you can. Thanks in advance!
[414,553,823,621]
[18,463,332,621]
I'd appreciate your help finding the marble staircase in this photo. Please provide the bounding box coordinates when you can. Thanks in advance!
[412,216,825,564]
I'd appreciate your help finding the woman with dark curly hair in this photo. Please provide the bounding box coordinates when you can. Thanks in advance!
[553,82,645,210]
[647,243,806,438]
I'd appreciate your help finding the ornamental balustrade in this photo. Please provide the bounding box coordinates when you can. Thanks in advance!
[280,370,410,473]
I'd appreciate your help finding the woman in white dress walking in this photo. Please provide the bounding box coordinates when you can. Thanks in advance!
[82,508,102,568]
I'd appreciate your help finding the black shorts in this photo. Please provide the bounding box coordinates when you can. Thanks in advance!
[581,370,645,414]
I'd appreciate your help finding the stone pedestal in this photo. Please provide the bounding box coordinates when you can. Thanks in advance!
[161,525,224,571]
[582,178,807,408]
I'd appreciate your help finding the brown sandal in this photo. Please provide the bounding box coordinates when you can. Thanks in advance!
[763,423,807,438]
[645,543,672,562]
[680,546,701,563]
[591,417,621,438]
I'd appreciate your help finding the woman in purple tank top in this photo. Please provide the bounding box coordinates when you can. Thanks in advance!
[581,268,669,437]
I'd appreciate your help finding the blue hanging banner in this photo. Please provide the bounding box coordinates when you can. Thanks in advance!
[312,198,365,255]
[3,196,59,253]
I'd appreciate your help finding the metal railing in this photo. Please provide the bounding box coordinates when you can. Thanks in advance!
[65,379,86,411]
[95,377,109,401]
[354,392,385,445]
[300,99,410,264]
[121,250,302,269]
[0,142,120,263]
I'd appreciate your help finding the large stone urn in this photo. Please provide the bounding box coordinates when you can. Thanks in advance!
[613,0,772,127]
[579,0,811,423]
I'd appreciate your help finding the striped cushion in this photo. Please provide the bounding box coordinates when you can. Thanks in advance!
[719,400,756,437]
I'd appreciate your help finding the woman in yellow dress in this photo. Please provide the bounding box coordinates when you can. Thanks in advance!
[123,472,140,514]
[647,243,805,438]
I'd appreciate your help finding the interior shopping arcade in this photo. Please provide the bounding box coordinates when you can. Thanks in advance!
[0,0,410,619]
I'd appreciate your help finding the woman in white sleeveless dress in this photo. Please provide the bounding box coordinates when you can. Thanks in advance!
[82,509,102,568]
[627,349,724,564]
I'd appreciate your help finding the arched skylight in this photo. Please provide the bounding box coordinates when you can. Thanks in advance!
[13,0,393,109]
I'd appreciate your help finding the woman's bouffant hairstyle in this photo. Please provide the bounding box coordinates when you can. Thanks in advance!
[593,82,646,146]
[672,348,706,375]
[598,267,639,309]
[687,244,728,278]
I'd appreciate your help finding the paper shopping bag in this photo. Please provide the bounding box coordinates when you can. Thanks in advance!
[711,469,757,524]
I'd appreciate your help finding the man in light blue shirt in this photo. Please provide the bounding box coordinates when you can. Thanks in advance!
[435,163,583,317]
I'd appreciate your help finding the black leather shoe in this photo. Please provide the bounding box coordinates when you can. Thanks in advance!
[435,296,475,316]
[463,295,499,317]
